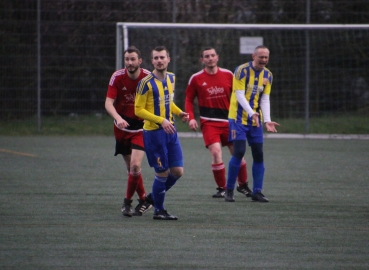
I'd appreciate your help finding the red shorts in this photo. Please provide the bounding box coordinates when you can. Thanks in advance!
[200,121,231,148]
[114,125,144,156]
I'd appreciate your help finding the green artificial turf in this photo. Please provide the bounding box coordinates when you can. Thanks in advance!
[1,136,368,269]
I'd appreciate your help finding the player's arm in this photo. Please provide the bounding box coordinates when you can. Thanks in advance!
[235,90,255,116]
[171,102,182,116]
[232,72,259,127]
[134,99,164,124]
[105,80,130,128]
[134,87,165,125]
[235,90,259,128]
[184,82,196,120]
[149,102,184,134]
[233,74,257,116]
[259,94,271,123]
[184,80,198,130]
[259,78,279,132]
[105,97,129,129]
[172,103,189,123]
[105,97,118,120]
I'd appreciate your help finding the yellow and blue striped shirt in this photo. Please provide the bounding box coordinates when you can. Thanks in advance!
[135,72,182,131]
[228,61,273,126]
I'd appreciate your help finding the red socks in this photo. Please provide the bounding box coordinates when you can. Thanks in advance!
[212,163,226,189]
[237,160,248,185]
[126,171,146,200]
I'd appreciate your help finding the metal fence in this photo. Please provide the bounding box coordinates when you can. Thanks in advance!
[117,23,369,121]
[1,0,369,132]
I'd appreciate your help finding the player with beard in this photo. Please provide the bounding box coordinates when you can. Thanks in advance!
[135,46,189,220]
[185,47,250,199]
[105,46,152,217]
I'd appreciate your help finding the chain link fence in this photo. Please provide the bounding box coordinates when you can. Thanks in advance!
[1,0,369,132]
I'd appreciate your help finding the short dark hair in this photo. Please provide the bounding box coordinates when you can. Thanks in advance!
[254,45,269,53]
[200,46,217,58]
[151,46,170,58]
[124,46,142,58]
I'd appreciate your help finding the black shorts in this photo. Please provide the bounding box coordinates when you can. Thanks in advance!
[114,139,144,156]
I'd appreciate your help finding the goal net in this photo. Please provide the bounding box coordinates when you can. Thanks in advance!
[116,23,369,123]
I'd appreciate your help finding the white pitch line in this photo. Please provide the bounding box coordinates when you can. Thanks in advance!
[178,132,369,140]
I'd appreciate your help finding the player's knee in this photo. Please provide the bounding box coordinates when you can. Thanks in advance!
[233,140,246,159]
[208,144,222,158]
[130,164,141,174]
[170,167,183,178]
[251,143,263,163]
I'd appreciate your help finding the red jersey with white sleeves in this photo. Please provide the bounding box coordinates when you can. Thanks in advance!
[107,68,150,130]
[185,67,233,126]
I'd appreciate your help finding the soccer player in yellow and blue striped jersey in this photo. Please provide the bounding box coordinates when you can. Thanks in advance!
[225,45,280,203]
[135,46,189,220]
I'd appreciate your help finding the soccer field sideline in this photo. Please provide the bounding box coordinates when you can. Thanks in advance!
[178,132,369,140]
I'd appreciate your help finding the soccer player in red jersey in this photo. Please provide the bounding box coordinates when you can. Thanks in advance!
[105,46,152,217]
[185,47,250,198]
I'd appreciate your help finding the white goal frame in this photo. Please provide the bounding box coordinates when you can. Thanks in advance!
[116,22,369,69]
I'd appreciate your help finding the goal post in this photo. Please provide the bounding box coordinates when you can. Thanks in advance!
[116,23,369,132]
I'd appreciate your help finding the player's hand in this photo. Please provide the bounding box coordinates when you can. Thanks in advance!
[265,121,280,133]
[179,112,189,123]
[189,119,198,131]
[161,119,176,134]
[251,113,260,128]
[114,118,129,130]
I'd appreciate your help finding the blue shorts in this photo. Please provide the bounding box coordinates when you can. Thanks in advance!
[228,119,264,145]
[143,129,184,173]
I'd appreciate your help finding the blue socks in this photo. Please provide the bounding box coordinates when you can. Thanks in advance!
[152,176,167,211]
[227,160,265,193]
[152,173,181,211]
[226,156,242,190]
[166,173,180,191]
[252,162,265,193]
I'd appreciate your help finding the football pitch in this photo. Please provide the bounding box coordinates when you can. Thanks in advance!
[1,136,368,269]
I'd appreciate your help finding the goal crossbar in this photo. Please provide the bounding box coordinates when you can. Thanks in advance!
[116,22,369,70]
